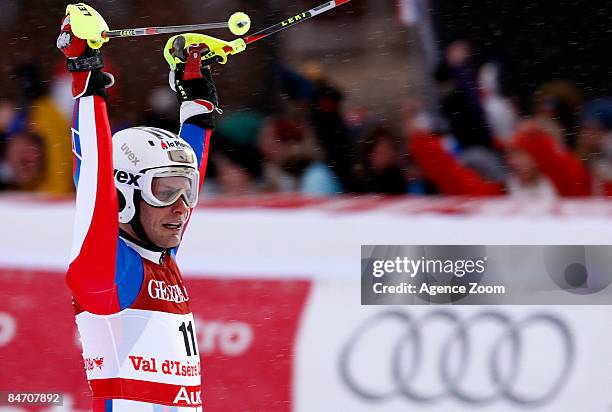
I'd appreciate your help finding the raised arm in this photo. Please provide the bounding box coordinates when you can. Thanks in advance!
[58,15,120,314]
[169,41,219,191]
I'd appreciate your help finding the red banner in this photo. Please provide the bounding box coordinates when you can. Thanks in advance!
[0,268,310,411]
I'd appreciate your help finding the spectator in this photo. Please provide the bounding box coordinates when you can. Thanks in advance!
[0,131,45,191]
[510,121,591,196]
[354,126,410,194]
[401,96,435,136]
[14,63,73,195]
[0,99,16,143]
[258,117,341,196]
[277,63,356,191]
[408,129,504,196]
[408,120,587,199]
[531,79,583,149]
[309,80,356,191]
[208,133,263,196]
[576,98,612,195]
[434,40,492,149]
[459,146,507,184]
[506,143,557,200]
[478,62,518,144]
[217,110,264,147]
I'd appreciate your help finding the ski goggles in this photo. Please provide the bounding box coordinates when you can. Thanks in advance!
[141,167,200,208]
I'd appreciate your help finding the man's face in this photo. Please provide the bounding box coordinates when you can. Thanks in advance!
[138,196,190,249]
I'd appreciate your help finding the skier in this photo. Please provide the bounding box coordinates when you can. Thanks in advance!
[57,12,218,411]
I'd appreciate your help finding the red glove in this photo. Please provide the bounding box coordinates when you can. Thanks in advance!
[57,15,87,59]
[56,14,113,99]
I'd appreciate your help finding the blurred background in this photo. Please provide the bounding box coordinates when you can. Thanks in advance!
[1,1,612,411]
[2,0,612,197]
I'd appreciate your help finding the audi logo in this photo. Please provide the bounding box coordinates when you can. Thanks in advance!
[339,310,574,406]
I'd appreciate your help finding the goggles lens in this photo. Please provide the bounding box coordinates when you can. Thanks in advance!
[142,168,199,207]
[152,176,194,204]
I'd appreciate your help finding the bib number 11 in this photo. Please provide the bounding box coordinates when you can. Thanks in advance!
[179,321,198,356]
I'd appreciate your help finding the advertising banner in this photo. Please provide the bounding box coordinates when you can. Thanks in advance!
[295,280,612,411]
[0,268,310,411]
[2,198,612,411]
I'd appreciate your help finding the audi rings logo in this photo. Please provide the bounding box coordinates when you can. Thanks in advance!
[339,310,574,407]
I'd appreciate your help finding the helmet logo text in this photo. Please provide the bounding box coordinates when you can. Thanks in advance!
[160,140,188,150]
[114,169,141,187]
[121,143,140,166]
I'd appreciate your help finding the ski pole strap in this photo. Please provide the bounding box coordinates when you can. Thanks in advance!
[200,55,224,67]
[67,53,105,72]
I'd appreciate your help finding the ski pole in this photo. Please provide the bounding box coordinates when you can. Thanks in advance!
[243,0,352,45]
[102,15,251,39]
[66,3,251,48]
[191,0,353,66]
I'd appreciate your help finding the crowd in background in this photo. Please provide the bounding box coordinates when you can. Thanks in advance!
[1,38,612,200]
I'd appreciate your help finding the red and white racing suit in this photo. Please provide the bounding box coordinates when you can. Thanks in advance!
[67,94,211,411]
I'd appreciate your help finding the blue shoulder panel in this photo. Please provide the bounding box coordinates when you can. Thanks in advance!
[114,238,145,310]
[179,123,206,167]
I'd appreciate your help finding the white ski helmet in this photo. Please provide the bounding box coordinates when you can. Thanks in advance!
[112,127,200,224]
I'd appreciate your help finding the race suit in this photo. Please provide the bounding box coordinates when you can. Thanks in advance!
[67,94,211,411]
